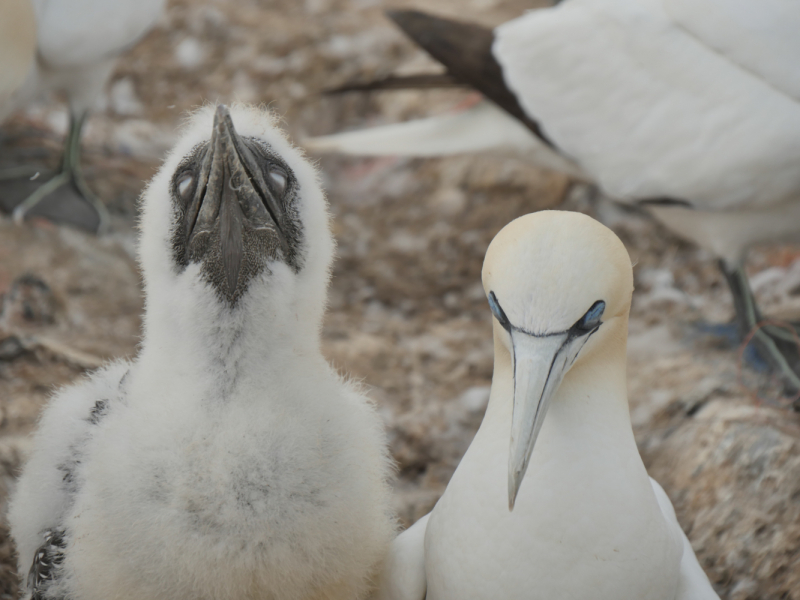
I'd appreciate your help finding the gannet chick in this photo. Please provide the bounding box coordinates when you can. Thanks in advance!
[1,0,165,232]
[305,4,800,391]
[377,211,719,600]
[9,104,395,600]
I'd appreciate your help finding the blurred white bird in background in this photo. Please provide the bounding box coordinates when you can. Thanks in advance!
[377,211,720,600]
[304,0,800,392]
[0,0,36,111]
[9,105,395,600]
[0,0,165,232]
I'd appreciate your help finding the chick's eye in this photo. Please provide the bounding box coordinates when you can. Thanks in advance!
[268,166,287,195]
[176,172,194,200]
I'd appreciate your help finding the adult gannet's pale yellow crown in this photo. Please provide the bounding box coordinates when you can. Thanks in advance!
[378,211,719,600]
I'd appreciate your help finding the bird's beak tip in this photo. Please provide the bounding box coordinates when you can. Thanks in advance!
[508,472,520,512]
[214,103,230,121]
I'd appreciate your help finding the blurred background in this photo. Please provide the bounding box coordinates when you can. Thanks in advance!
[0,1,799,598]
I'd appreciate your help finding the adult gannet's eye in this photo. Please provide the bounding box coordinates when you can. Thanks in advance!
[268,165,287,195]
[175,171,195,201]
[574,300,605,333]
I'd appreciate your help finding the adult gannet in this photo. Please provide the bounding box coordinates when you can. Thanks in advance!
[377,211,719,600]
[0,0,165,232]
[304,2,800,390]
[8,104,395,600]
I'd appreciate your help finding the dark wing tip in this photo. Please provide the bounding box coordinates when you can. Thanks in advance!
[384,8,426,25]
[637,197,694,208]
[324,73,466,95]
[383,8,552,145]
[384,9,491,53]
[384,8,409,20]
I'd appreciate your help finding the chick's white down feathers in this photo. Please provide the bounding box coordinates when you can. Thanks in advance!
[9,105,395,600]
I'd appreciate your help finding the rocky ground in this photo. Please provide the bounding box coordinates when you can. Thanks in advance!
[1,0,799,599]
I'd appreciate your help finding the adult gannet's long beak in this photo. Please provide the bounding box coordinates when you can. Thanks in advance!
[502,292,606,510]
[186,105,288,294]
[507,328,588,510]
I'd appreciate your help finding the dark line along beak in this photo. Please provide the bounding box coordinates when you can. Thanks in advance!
[185,105,289,295]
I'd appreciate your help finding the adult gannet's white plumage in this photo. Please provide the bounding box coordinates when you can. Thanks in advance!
[8,104,395,600]
[305,101,586,180]
[0,0,165,232]
[304,3,800,389]
[377,211,719,600]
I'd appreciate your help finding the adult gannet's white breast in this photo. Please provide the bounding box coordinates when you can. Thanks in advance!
[9,105,395,600]
[378,211,719,600]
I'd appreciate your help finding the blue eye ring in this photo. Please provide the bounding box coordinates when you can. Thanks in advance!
[575,300,605,332]
[488,291,511,331]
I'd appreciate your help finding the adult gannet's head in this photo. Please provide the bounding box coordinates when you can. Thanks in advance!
[482,211,633,510]
[138,104,332,345]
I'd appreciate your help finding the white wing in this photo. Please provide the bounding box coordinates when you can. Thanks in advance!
[7,362,130,575]
[649,479,720,600]
[493,0,800,211]
[375,513,430,600]
[303,101,588,179]
[33,0,165,69]
[664,0,800,102]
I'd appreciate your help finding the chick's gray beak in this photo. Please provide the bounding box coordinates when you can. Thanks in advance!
[186,104,288,295]
[507,330,587,511]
